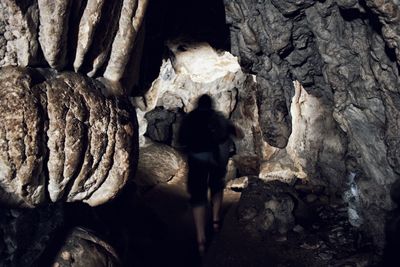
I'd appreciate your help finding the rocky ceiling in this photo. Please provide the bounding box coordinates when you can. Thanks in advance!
[1,0,400,264]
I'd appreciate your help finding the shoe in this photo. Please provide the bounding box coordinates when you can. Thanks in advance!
[198,240,206,256]
[212,220,222,233]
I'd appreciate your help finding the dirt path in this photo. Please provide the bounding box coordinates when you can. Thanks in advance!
[129,176,241,267]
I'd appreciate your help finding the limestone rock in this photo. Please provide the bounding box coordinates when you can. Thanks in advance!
[133,41,245,151]
[135,142,187,188]
[52,227,120,267]
[0,67,138,207]
[224,0,400,248]
[238,177,297,236]
[37,0,72,70]
[144,107,177,144]
[232,154,260,176]
[138,41,242,115]
[226,176,248,191]
[103,0,148,89]
[84,0,123,77]
[0,1,40,67]
[73,0,107,72]
[0,0,149,95]
[87,98,138,206]
[0,67,45,207]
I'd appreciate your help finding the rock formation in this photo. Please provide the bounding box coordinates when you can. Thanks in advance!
[52,227,121,267]
[224,0,400,248]
[0,0,148,95]
[2,0,400,264]
[0,67,138,207]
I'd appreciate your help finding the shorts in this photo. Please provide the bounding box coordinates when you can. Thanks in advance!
[187,152,227,207]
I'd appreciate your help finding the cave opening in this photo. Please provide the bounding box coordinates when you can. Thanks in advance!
[137,0,231,95]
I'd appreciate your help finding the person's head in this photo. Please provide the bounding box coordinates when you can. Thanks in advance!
[196,94,214,109]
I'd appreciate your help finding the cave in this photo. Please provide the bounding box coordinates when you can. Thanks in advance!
[1,0,400,266]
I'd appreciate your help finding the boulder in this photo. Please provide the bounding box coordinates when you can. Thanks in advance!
[135,142,187,188]
[52,227,120,267]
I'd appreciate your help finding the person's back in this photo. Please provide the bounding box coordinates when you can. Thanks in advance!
[180,107,230,154]
[178,94,241,255]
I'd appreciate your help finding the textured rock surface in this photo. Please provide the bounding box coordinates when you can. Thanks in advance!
[0,67,138,207]
[0,0,148,95]
[137,41,242,115]
[224,0,400,248]
[37,0,72,70]
[0,67,45,207]
[133,41,246,149]
[144,107,177,145]
[52,227,120,267]
[260,81,346,188]
[73,0,107,72]
[238,177,297,236]
[0,204,65,267]
[135,142,187,188]
[0,1,40,67]
[103,0,148,86]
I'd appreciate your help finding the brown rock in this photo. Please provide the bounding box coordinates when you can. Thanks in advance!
[135,142,187,188]
[0,67,45,206]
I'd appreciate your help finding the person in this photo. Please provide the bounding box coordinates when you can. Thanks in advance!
[179,94,243,254]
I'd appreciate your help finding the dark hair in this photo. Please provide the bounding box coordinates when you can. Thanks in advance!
[197,94,213,109]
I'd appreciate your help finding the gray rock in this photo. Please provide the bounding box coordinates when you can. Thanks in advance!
[103,0,148,92]
[52,227,120,267]
[238,177,297,236]
[0,1,40,67]
[224,0,400,249]
[73,0,107,72]
[145,107,176,144]
[37,0,72,70]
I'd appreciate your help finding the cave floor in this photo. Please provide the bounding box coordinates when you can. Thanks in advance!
[129,177,379,267]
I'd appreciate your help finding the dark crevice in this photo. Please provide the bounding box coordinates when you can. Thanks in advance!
[65,0,88,71]
[339,2,398,65]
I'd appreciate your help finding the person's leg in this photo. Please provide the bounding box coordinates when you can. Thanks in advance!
[211,190,223,231]
[209,164,227,232]
[192,205,207,253]
[187,156,209,253]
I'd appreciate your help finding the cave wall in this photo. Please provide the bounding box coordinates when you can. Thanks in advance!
[1,0,400,260]
[0,0,152,207]
[224,0,400,247]
[0,0,148,95]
